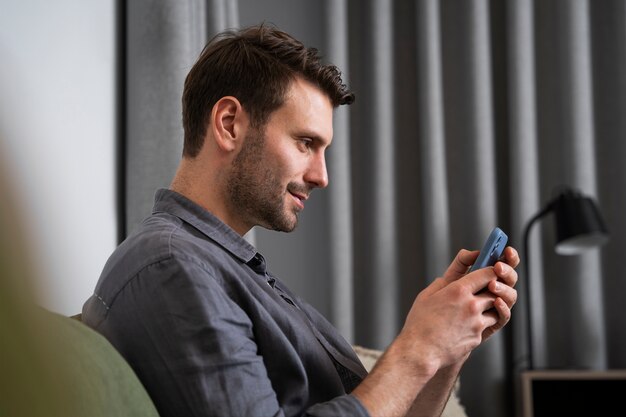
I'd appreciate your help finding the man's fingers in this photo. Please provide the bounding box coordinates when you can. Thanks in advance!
[487,278,518,309]
[495,261,517,283]
[502,246,520,269]
[463,267,499,294]
[443,249,479,280]
[491,297,511,327]
[481,297,511,341]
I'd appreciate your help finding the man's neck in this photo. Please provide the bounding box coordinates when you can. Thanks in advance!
[170,158,251,236]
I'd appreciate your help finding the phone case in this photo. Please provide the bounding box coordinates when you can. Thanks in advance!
[468,227,508,272]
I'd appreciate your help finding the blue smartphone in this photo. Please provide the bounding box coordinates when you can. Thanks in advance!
[468,227,508,272]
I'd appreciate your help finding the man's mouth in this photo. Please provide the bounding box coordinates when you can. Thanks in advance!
[289,190,308,210]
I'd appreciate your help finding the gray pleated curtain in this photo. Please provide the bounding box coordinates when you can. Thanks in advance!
[123,1,626,416]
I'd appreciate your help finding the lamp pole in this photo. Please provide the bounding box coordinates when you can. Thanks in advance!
[522,203,553,371]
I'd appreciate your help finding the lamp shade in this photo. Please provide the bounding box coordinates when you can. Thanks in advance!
[552,190,609,255]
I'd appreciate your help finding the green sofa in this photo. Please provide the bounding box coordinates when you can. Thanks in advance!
[0,307,160,417]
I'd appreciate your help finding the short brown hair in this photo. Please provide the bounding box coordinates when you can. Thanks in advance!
[181,23,354,157]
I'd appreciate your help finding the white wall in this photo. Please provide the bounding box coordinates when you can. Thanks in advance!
[0,0,117,315]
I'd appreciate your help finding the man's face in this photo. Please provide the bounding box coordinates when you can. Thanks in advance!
[226,77,334,232]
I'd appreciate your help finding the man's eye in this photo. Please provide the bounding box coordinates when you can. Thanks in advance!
[298,138,313,149]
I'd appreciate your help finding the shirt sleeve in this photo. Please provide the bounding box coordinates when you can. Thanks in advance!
[97,257,370,417]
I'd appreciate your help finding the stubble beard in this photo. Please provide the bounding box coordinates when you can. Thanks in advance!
[226,128,300,233]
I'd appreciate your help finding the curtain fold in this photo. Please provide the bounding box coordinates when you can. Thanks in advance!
[505,6,548,415]
[350,0,400,349]
[506,0,543,376]
[415,0,451,282]
[207,0,239,35]
[322,0,355,341]
[126,0,209,234]
[592,0,626,369]
[124,1,626,416]
[535,0,607,371]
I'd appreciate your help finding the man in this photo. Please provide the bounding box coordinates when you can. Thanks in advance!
[83,24,519,417]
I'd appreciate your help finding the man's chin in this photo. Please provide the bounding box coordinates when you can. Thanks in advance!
[274,219,298,233]
[256,211,299,233]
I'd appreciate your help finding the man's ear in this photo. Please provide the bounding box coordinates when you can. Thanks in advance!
[210,96,247,152]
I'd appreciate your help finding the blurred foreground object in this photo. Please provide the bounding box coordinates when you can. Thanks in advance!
[0,150,159,417]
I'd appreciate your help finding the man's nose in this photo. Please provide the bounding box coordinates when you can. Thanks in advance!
[304,152,329,188]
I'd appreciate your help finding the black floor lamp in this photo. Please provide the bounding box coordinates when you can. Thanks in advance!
[522,187,609,370]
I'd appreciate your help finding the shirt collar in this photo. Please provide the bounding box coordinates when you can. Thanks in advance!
[152,188,258,265]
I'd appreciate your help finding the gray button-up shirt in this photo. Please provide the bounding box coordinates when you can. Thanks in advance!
[82,189,369,417]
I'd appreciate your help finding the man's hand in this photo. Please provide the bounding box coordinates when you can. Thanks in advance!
[400,246,519,369]
[352,246,520,417]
